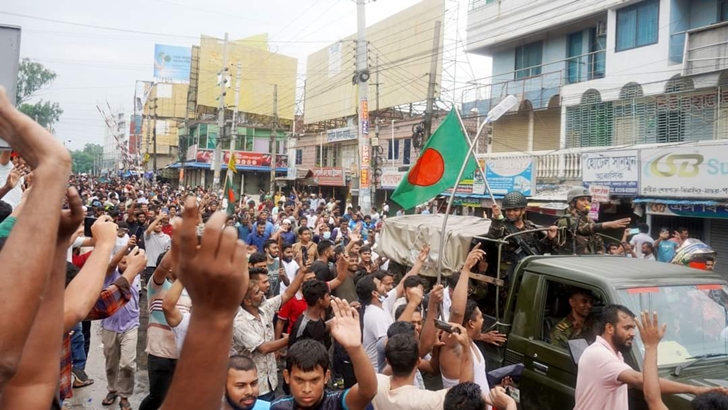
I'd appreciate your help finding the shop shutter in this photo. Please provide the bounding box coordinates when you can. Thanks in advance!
[493,112,530,153]
[709,219,728,274]
[533,108,560,150]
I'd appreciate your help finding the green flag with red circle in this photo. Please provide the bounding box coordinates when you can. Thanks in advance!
[391,109,476,211]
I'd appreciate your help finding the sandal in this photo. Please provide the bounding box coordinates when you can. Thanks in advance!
[119,398,132,410]
[102,392,119,406]
[72,376,94,388]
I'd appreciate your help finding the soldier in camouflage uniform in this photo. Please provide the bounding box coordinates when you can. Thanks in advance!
[550,288,594,349]
[554,187,631,255]
[487,191,558,278]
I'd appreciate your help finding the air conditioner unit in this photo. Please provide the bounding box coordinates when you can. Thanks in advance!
[596,21,607,37]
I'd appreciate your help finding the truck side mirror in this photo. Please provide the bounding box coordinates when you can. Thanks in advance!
[568,339,589,366]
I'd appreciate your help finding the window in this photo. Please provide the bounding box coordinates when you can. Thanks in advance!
[388,139,400,160]
[721,0,728,22]
[318,146,339,167]
[588,28,606,80]
[515,41,543,79]
[295,149,302,165]
[403,139,411,165]
[616,0,659,52]
[541,280,603,347]
[567,32,583,84]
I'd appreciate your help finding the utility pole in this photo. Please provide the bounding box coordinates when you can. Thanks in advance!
[269,84,278,195]
[152,97,158,185]
[230,61,242,177]
[423,20,443,140]
[212,32,229,191]
[372,54,380,205]
[355,0,372,214]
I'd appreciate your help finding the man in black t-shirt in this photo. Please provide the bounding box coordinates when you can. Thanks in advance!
[289,280,330,348]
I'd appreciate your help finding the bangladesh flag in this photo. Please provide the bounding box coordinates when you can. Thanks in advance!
[391,109,477,211]
[224,172,237,216]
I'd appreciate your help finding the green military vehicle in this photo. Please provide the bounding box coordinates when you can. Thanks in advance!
[480,255,728,410]
[378,215,728,410]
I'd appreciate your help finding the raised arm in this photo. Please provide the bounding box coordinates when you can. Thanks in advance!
[328,253,351,291]
[333,298,377,410]
[449,244,484,326]
[419,284,443,358]
[393,244,430,299]
[0,188,83,408]
[162,278,185,328]
[281,256,309,305]
[161,199,249,410]
[0,87,72,391]
[63,216,117,332]
[146,212,164,236]
[637,311,669,410]
[107,235,137,276]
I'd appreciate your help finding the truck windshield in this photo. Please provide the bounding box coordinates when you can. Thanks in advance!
[617,284,728,367]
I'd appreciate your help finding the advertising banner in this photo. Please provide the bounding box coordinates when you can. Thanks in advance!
[589,185,611,203]
[484,156,536,196]
[326,126,357,143]
[640,145,728,198]
[582,150,639,195]
[646,203,728,219]
[196,149,286,168]
[313,167,345,186]
[153,44,192,82]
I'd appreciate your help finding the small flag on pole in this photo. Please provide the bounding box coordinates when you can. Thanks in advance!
[228,153,237,174]
[391,109,477,210]
[224,173,236,216]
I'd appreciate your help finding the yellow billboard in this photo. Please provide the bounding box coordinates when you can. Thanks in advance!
[304,0,444,124]
[197,35,297,120]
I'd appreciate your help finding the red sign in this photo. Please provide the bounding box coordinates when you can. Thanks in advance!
[196,149,286,168]
[313,167,345,186]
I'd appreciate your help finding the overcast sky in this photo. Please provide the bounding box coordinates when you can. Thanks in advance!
[2,0,489,151]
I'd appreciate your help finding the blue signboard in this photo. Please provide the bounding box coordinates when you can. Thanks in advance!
[647,203,728,219]
[153,44,191,82]
[484,157,535,196]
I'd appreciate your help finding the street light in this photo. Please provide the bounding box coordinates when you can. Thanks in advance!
[469,107,480,154]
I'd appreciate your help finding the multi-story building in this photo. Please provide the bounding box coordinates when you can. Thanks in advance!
[141,83,188,174]
[466,0,728,265]
[102,109,127,174]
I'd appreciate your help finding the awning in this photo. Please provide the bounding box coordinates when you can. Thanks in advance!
[276,168,313,181]
[633,198,725,206]
[166,161,287,173]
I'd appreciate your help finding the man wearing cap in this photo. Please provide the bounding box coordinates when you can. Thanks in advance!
[554,187,630,255]
[278,218,296,245]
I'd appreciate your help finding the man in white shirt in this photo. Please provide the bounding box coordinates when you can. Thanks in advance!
[629,223,654,258]
[356,275,394,369]
[574,304,718,410]
[278,243,300,295]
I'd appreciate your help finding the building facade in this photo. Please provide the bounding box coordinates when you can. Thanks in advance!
[466,0,728,268]
[102,109,127,174]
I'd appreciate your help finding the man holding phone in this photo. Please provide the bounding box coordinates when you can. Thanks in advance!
[143,211,171,288]
[654,227,680,263]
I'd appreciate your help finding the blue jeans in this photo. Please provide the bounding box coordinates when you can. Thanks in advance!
[71,323,87,370]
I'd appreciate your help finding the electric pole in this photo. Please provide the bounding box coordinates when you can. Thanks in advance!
[212,32,229,191]
[423,20,442,140]
[269,84,278,194]
[230,61,242,174]
[355,0,372,214]
[152,97,158,185]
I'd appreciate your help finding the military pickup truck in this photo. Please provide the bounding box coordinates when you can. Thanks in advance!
[379,215,728,410]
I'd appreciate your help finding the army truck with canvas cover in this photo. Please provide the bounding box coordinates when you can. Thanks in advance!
[379,215,728,410]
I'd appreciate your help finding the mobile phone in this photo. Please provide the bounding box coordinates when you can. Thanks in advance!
[302,247,309,264]
[628,228,640,235]
[435,319,460,334]
[135,226,144,238]
[83,217,97,237]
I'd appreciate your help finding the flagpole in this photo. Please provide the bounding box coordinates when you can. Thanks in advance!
[453,107,497,204]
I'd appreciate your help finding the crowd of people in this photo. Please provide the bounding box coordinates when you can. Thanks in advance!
[0,84,726,410]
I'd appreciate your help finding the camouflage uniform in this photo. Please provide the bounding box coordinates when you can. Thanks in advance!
[550,313,584,349]
[554,208,605,255]
[487,218,554,277]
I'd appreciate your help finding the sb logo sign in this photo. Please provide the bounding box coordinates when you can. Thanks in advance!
[645,154,703,178]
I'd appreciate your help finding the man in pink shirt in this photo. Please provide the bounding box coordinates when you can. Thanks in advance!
[574,304,724,409]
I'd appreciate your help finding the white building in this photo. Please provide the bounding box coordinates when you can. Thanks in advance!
[102,110,127,174]
[466,0,728,267]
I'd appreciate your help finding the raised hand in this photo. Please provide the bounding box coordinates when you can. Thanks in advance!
[4,167,20,190]
[464,243,485,271]
[491,203,502,219]
[637,310,666,349]
[57,188,84,241]
[481,330,508,347]
[92,215,118,246]
[428,284,444,310]
[172,197,248,318]
[406,286,424,306]
[126,247,147,276]
[418,243,431,263]
[329,297,362,349]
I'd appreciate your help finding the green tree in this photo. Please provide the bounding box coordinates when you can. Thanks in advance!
[70,143,103,174]
[16,58,63,130]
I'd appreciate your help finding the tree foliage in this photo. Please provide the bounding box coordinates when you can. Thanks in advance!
[70,143,104,174]
[16,58,63,130]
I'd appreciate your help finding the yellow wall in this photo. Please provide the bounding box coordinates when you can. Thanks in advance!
[197,35,298,120]
[304,0,444,124]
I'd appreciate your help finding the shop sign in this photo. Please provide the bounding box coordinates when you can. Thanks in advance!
[380,168,405,190]
[196,149,287,168]
[640,145,728,198]
[589,185,611,203]
[646,203,728,219]
[313,167,346,186]
[589,201,600,221]
[326,126,357,143]
[582,150,639,195]
[484,156,536,196]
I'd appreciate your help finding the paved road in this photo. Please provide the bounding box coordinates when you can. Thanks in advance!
[63,293,151,409]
